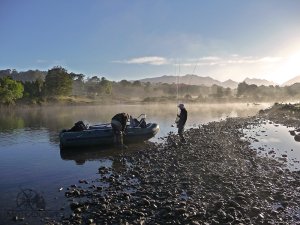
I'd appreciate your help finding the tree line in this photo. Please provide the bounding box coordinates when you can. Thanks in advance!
[1,66,300,105]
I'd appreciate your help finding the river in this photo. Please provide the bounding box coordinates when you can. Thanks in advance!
[0,103,274,223]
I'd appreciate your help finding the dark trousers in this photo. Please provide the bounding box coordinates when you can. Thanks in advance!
[111,120,123,146]
[178,125,186,142]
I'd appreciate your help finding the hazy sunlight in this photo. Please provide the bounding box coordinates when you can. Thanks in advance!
[273,50,300,84]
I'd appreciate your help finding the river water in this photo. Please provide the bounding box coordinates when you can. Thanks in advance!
[1,102,298,224]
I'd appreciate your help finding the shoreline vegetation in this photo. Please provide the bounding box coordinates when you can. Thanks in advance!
[43,103,300,225]
[1,67,300,106]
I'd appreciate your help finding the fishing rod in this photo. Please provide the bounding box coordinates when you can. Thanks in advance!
[174,60,180,126]
[174,59,199,127]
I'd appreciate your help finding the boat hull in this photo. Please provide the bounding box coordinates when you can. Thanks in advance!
[59,123,159,149]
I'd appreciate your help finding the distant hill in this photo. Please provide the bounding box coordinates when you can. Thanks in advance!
[222,79,238,89]
[139,74,300,88]
[139,75,280,88]
[139,74,239,88]
[281,75,300,86]
[243,78,277,86]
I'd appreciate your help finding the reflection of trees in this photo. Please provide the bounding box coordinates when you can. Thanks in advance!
[0,117,24,131]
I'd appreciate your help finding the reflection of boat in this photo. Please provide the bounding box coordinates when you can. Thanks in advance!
[60,144,145,165]
[59,122,159,149]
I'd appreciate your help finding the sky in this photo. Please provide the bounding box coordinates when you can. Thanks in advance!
[1,0,300,84]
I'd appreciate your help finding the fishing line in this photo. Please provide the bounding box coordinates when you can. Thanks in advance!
[176,60,179,105]
[192,60,199,74]
[175,61,181,124]
[185,61,199,99]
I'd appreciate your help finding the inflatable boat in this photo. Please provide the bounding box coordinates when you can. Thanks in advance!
[59,122,159,149]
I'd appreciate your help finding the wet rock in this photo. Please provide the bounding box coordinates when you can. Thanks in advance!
[56,112,300,225]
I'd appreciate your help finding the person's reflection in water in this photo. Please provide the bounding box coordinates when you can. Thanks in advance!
[75,159,86,165]
[112,157,127,173]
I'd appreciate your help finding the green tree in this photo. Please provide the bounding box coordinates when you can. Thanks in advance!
[144,82,151,93]
[210,84,224,98]
[85,76,101,97]
[70,73,85,96]
[120,79,131,87]
[100,77,112,95]
[45,66,72,97]
[237,82,248,97]
[23,78,45,99]
[132,80,141,87]
[0,76,24,104]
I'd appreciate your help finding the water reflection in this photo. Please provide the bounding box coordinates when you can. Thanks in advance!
[0,103,272,145]
[60,143,146,165]
[244,120,300,170]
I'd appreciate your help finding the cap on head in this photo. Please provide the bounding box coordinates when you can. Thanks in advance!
[178,103,185,109]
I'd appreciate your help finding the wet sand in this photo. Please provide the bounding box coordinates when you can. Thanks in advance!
[47,104,300,225]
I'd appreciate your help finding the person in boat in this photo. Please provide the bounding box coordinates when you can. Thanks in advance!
[130,115,147,128]
[111,113,129,148]
[176,103,187,143]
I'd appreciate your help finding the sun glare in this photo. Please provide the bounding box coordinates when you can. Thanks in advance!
[272,50,300,84]
[283,52,300,75]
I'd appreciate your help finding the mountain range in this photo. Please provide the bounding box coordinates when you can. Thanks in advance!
[1,69,300,88]
[139,74,300,88]
[281,75,300,86]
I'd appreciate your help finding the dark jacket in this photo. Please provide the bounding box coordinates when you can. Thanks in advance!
[177,108,187,127]
[112,113,128,131]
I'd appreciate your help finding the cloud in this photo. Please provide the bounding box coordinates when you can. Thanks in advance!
[113,55,282,68]
[114,56,168,65]
[258,57,282,62]
[179,56,282,67]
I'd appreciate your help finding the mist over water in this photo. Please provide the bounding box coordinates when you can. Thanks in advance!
[0,103,271,224]
[0,103,270,140]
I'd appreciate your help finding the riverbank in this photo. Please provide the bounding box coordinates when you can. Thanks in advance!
[259,103,300,129]
[45,104,300,225]
[7,94,288,107]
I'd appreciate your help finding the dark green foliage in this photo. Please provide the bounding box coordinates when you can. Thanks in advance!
[45,66,72,97]
[23,78,45,99]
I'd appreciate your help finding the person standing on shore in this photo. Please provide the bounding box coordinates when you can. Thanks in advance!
[176,103,187,143]
[111,113,129,148]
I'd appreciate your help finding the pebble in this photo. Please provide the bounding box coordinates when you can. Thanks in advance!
[51,106,300,225]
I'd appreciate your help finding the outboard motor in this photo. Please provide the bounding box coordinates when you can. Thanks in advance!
[69,121,87,132]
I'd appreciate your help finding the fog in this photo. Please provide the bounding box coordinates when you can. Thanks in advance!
[0,103,271,143]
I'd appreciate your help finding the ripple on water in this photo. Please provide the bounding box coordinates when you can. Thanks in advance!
[0,128,49,147]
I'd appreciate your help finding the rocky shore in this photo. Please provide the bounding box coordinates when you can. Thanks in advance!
[49,104,300,225]
[259,103,300,129]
